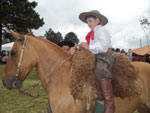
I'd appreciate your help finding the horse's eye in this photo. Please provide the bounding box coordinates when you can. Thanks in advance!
[11,51,18,56]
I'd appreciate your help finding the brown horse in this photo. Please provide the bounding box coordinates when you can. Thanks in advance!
[2,31,150,113]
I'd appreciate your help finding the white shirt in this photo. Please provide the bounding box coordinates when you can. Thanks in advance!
[89,25,111,54]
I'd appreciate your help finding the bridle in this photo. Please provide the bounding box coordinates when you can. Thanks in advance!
[14,35,40,97]
[14,35,72,98]
[15,35,27,77]
[13,35,42,97]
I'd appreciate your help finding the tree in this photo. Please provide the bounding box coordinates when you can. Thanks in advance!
[64,32,79,45]
[0,0,44,55]
[2,32,14,44]
[139,16,150,44]
[44,28,63,44]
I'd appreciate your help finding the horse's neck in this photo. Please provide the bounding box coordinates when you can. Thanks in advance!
[32,38,71,91]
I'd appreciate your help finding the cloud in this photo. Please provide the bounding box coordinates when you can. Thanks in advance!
[30,0,150,51]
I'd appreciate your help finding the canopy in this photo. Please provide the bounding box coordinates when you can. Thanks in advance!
[132,46,150,56]
[2,42,14,51]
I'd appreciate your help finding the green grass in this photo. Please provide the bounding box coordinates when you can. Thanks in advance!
[0,64,139,113]
[0,64,5,76]
[134,110,139,113]
[0,64,48,113]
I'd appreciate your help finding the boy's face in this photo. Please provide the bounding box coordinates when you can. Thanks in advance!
[86,17,100,30]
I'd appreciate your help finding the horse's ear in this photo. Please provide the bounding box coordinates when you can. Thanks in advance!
[8,30,25,40]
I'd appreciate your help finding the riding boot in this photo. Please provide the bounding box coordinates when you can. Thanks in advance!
[99,78,115,113]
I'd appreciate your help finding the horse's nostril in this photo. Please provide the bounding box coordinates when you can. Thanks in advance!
[2,81,6,87]
[12,81,17,88]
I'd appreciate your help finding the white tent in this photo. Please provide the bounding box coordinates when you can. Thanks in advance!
[2,42,14,51]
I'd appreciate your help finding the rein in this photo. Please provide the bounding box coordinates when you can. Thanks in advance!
[20,55,72,97]
[19,55,72,98]
[15,35,72,98]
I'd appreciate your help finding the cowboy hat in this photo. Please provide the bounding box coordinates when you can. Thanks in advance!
[79,10,108,26]
[58,41,75,47]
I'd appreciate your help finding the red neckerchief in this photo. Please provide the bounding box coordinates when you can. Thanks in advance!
[85,30,94,45]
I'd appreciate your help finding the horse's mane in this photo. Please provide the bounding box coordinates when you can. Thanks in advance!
[29,35,68,55]
[34,36,61,49]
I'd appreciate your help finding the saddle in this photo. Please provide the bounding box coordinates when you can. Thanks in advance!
[69,49,142,101]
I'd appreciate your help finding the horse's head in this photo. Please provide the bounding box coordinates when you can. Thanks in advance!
[2,31,37,89]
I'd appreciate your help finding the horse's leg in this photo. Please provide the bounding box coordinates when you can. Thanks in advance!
[47,100,52,113]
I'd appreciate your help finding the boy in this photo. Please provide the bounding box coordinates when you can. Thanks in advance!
[77,10,115,113]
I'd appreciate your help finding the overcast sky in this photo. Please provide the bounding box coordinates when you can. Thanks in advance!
[29,0,150,51]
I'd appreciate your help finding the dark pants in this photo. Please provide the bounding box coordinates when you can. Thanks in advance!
[94,53,115,79]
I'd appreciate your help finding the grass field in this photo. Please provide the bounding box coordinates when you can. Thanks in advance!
[0,64,48,113]
[0,64,139,113]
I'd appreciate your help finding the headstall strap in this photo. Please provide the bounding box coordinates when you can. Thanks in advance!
[15,35,27,77]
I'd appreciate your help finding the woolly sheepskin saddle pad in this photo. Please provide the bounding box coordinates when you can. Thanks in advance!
[70,49,142,101]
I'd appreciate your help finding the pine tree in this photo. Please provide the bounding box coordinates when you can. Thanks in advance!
[44,28,63,44]
[64,32,79,45]
[0,0,44,55]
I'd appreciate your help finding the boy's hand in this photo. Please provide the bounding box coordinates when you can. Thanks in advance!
[80,42,89,49]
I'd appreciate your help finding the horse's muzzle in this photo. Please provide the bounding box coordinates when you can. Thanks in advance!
[2,80,8,88]
[2,76,22,89]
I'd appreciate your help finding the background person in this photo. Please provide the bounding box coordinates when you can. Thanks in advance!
[127,49,133,60]
[58,40,75,54]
